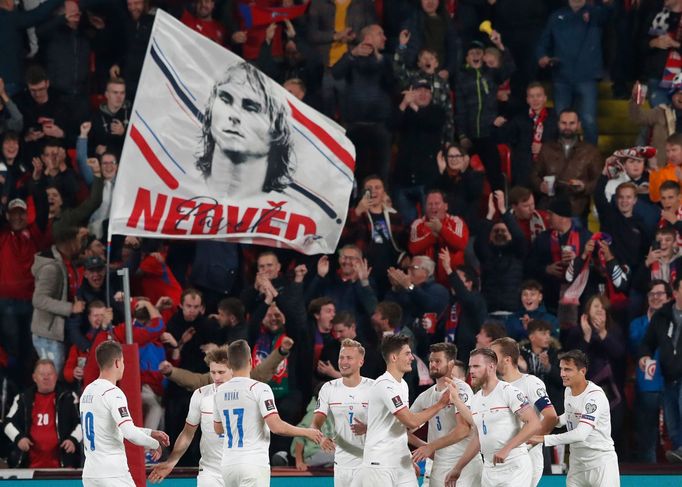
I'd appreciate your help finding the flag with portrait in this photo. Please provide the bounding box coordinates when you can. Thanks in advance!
[108,9,355,255]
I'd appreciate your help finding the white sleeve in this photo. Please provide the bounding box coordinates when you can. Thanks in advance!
[453,381,473,415]
[3,395,21,442]
[186,389,202,426]
[556,413,567,427]
[118,421,160,449]
[526,377,553,412]
[255,383,278,419]
[410,390,427,414]
[544,422,593,447]
[504,384,530,414]
[315,382,331,416]
[378,381,407,415]
[579,391,609,428]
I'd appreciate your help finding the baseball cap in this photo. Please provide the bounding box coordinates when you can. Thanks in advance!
[84,256,106,270]
[7,198,27,212]
[411,78,432,90]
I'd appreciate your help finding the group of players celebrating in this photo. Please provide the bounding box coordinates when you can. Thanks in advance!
[79,333,619,487]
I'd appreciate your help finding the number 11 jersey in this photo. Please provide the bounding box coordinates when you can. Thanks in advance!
[213,376,278,468]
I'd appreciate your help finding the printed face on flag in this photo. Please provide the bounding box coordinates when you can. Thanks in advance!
[109,10,355,254]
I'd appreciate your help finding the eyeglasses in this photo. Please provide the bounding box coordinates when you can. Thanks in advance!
[408,265,423,271]
[447,154,465,160]
[648,291,667,298]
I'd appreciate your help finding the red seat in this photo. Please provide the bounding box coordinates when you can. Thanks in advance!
[498,143,512,180]
[90,94,106,112]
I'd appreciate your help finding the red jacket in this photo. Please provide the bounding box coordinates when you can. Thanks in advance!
[133,255,182,307]
[408,214,469,285]
[0,224,45,300]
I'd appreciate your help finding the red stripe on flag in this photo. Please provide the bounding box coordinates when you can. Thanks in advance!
[287,101,355,172]
[130,124,179,190]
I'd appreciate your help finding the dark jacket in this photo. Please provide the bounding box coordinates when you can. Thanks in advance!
[436,168,484,229]
[535,2,611,83]
[455,49,515,140]
[2,383,80,468]
[520,342,564,413]
[401,9,461,76]
[506,304,560,340]
[640,302,682,383]
[475,211,528,313]
[90,101,131,156]
[116,13,154,93]
[38,17,91,96]
[445,270,488,363]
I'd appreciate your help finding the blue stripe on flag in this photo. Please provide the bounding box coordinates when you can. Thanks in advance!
[291,125,353,183]
[239,4,254,29]
[290,182,338,221]
[152,38,197,102]
[151,45,204,123]
[135,110,186,174]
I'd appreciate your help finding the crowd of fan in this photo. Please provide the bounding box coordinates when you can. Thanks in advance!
[2,0,682,472]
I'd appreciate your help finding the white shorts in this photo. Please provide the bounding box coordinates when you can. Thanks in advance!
[529,444,544,487]
[429,455,482,487]
[82,475,135,487]
[358,465,418,487]
[566,457,620,487]
[222,464,271,487]
[197,469,224,487]
[334,465,362,487]
[482,453,532,487]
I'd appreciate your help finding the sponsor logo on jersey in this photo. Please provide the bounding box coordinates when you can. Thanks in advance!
[118,406,130,418]
[265,399,276,411]
[391,395,404,408]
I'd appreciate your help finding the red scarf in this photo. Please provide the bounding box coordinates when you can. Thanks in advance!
[530,108,548,161]
[550,227,580,264]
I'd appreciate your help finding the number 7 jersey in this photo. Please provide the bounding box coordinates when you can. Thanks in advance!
[213,376,278,468]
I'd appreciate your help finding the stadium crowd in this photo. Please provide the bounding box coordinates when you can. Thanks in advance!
[1,0,682,475]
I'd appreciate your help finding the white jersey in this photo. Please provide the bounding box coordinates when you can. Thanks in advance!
[314,377,374,468]
[213,376,278,468]
[80,379,157,478]
[186,383,223,475]
[544,381,616,472]
[470,380,530,464]
[362,371,412,470]
[411,379,474,466]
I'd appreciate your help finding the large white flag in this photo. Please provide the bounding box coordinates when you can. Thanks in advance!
[108,10,355,254]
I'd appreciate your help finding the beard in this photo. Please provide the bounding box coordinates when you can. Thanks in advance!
[560,129,577,140]
[429,369,446,380]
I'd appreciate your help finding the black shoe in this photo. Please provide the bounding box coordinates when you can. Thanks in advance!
[665,448,682,463]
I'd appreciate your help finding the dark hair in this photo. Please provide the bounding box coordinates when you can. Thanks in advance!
[181,288,203,306]
[673,274,682,293]
[218,297,245,323]
[331,311,355,327]
[53,225,80,245]
[204,346,229,366]
[648,279,672,298]
[490,337,520,364]
[584,294,613,329]
[455,265,479,291]
[227,339,252,370]
[2,130,19,143]
[559,107,580,120]
[527,320,552,335]
[381,334,411,361]
[96,340,123,369]
[361,174,384,188]
[376,301,402,327]
[521,279,543,293]
[656,226,678,239]
[470,347,498,365]
[509,186,533,206]
[430,342,458,362]
[481,321,507,341]
[196,62,294,193]
[559,349,589,370]
[88,300,106,313]
[452,359,467,374]
[426,189,447,202]
[25,65,48,85]
[526,82,545,94]
[446,143,468,157]
[659,180,681,194]
[667,132,682,146]
[308,296,334,317]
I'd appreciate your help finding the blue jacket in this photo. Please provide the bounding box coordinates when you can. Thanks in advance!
[505,304,560,341]
[629,315,664,393]
[536,3,611,83]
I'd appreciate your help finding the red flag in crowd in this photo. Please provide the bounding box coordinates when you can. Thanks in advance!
[239,1,310,29]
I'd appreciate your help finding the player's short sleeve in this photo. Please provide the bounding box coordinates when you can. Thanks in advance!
[453,382,473,415]
[580,390,608,428]
[186,388,202,426]
[255,383,278,418]
[213,395,222,424]
[503,384,530,414]
[315,381,331,416]
[377,380,407,414]
[410,389,427,414]
[526,376,553,412]
[103,387,133,427]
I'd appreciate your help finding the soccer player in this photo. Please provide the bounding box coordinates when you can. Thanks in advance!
[213,339,324,486]
[528,350,620,487]
[80,341,169,487]
[149,347,233,486]
[410,343,482,487]
[360,334,450,487]
[491,337,558,487]
[445,348,540,487]
[312,338,374,486]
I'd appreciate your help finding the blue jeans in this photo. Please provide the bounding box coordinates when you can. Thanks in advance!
[635,390,663,462]
[553,80,598,145]
[664,380,682,450]
[392,184,425,226]
[32,334,65,376]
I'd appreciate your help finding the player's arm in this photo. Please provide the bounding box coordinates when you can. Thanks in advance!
[107,391,163,450]
[395,390,450,430]
[407,432,427,448]
[412,414,471,462]
[494,404,540,465]
[538,404,558,435]
[541,421,593,447]
[445,427,481,486]
[148,422,198,483]
[264,413,324,444]
[543,393,605,447]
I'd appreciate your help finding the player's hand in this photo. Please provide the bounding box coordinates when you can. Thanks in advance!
[151,430,170,447]
[444,466,461,487]
[493,446,510,465]
[149,461,174,483]
[320,436,336,453]
[158,360,173,376]
[17,437,33,451]
[411,443,435,462]
[437,389,451,408]
[61,438,76,453]
[295,457,309,471]
[305,428,325,444]
[149,446,163,462]
[350,418,367,436]
[527,435,544,446]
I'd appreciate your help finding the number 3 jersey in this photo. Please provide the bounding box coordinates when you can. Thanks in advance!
[213,376,278,468]
[79,379,152,478]
[314,377,374,468]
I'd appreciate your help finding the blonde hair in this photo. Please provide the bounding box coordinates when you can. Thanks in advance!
[341,338,366,357]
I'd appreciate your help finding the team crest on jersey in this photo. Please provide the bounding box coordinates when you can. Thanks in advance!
[391,395,404,408]
[536,388,547,397]
[517,393,525,402]
[265,399,276,411]
[118,406,130,418]
[459,393,468,402]
[585,402,597,414]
